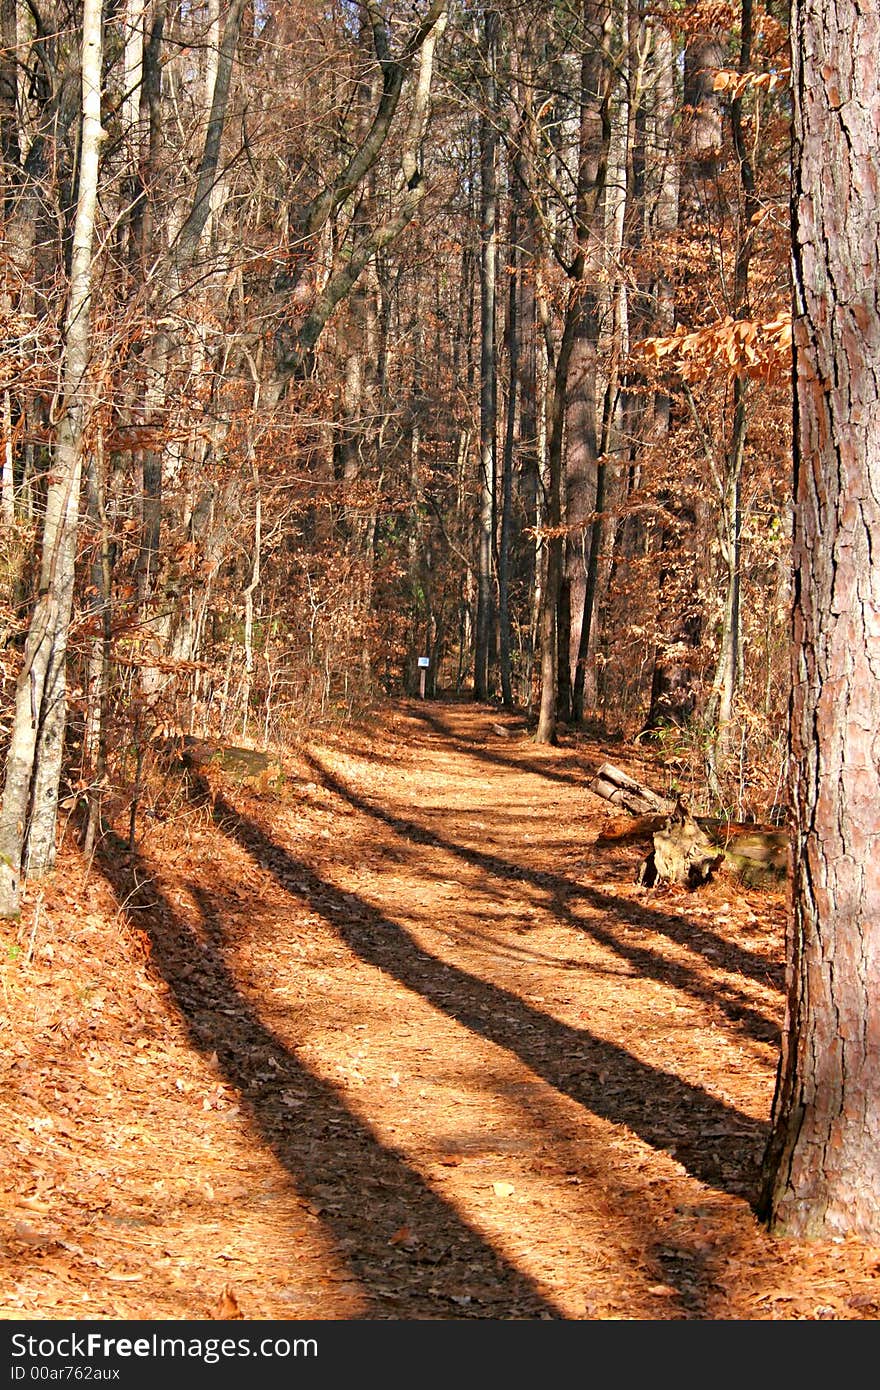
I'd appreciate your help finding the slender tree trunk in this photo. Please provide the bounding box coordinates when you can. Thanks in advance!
[707,0,758,778]
[474,7,498,702]
[759,0,880,1238]
[241,463,261,739]
[1,388,13,523]
[643,6,723,734]
[0,0,105,916]
[536,314,578,744]
[536,0,611,743]
[561,297,599,721]
[137,0,247,698]
[82,428,112,859]
[498,197,518,708]
[0,0,19,198]
[531,264,550,714]
[564,0,628,724]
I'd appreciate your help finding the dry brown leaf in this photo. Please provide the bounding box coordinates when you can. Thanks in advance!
[215,1282,244,1319]
[388,1225,420,1249]
[13,1221,59,1249]
[18,1195,53,1213]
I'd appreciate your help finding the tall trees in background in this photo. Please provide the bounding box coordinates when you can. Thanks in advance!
[3,0,877,1245]
[759,0,880,1239]
[1,0,797,905]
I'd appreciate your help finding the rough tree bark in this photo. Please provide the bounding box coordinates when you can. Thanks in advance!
[498,191,518,709]
[758,0,880,1237]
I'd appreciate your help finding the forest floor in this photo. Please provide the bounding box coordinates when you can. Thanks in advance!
[2,698,880,1322]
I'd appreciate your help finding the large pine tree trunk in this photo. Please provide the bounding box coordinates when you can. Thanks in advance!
[759,0,880,1238]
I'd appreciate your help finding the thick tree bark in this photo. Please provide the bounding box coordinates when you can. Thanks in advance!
[759,0,880,1238]
[570,8,630,723]
[560,306,598,723]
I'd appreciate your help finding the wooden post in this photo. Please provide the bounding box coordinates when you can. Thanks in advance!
[418,655,429,698]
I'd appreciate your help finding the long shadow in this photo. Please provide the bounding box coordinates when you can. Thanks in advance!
[304,753,783,1037]
[94,832,562,1320]
[205,787,767,1202]
[412,707,600,789]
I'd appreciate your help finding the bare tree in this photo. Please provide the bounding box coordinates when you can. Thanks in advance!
[0,0,105,917]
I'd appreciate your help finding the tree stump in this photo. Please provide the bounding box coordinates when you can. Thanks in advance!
[638,798,725,888]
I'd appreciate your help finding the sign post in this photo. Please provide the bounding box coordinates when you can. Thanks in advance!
[417,655,430,699]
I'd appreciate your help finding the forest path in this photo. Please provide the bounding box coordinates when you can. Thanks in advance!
[3,700,879,1320]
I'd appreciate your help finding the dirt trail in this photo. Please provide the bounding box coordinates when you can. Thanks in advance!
[2,700,879,1320]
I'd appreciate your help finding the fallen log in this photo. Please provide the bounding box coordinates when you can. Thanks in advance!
[709,827,788,886]
[590,762,788,887]
[154,735,277,780]
[587,762,675,816]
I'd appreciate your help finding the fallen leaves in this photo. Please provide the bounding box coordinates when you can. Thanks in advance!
[491,1182,516,1199]
[215,1283,244,1318]
[388,1225,420,1250]
[1,702,876,1322]
[12,1220,60,1249]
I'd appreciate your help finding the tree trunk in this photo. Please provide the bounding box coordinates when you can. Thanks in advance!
[137,0,247,701]
[82,426,113,859]
[643,6,723,733]
[474,7,498,703]
[0,0,105,916]
[536,0,611,743]
[498,195,517,708]
[707,0,757,780]
[571,8,630,723]
[759,0,880,1238]
[560,300,599,723]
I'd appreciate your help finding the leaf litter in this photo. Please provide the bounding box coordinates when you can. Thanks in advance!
[1,700,879,1320]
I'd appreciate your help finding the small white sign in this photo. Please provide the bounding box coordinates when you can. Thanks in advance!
[417,656,430,668]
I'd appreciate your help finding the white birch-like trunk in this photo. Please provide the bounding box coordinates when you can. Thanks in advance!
[1,389,14,524]
[0,0,105,915]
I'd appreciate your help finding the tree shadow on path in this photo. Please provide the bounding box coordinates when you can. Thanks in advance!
[304,752,782,1043]
[94,831,562,1320]
[204,784,768,1205]
[411,706,597,789]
